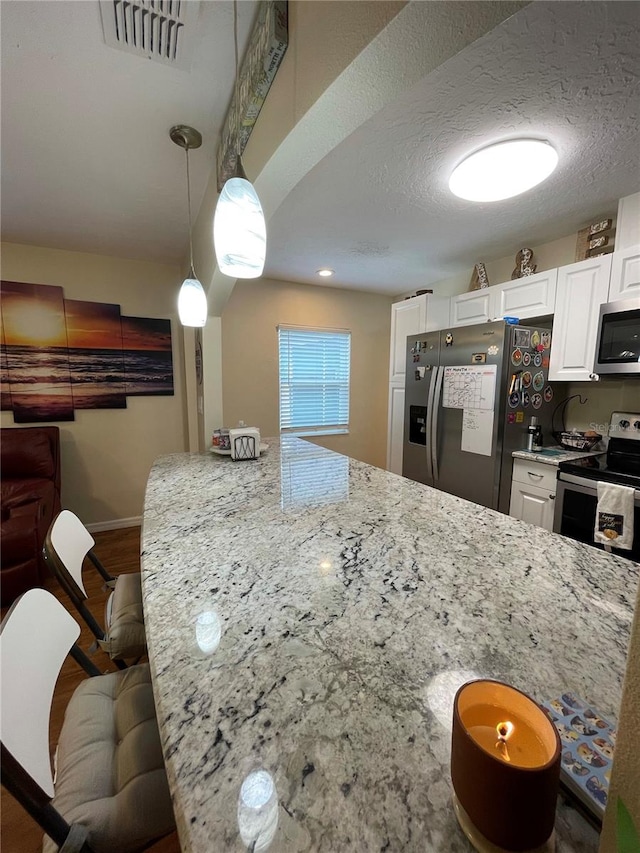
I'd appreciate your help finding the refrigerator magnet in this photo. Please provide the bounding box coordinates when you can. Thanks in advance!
[522,392,530,407]
[533,372,544,391]
[541,331,551,349]
[508,413,516,424]
[511,349,523,366]
[445,333,453,347]
[544,386,554,402]
[509,392,520,408]
[515,411,525,423]
[522,371,532,388]
[513,328,531,349]
[533,353,543,367]
[488,345,499,356]
[532,393,543,409]
[531,330,541,348]
[522,351,532,367]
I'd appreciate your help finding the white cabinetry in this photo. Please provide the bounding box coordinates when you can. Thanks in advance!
[386,385,406,475]
[609,244,640,300]
[386,293,449,474]
[548,255,612,382]
[389,297,427,383]
[450,269,557,328]
[450,289,492,327]
[492,269,557,321]
[509,459,557,531]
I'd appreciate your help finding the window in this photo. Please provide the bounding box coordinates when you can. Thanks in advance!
[278,326,351,436]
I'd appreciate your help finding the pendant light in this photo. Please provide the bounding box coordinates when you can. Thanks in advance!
[213,0,266,279]
[171,124,208,327]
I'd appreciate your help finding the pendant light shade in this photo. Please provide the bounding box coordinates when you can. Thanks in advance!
[213,0,267,280]
[178,273,208,327]
[214,166,266,279]
[170,124,207,328]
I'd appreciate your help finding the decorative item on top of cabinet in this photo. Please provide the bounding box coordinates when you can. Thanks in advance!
[469,263,490,291]
[575,218,614,262]
[511,247,537,279]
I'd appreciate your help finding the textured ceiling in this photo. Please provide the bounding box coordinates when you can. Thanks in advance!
[265,1,640,294]
[1,1,639,298]
[0,0,256,263]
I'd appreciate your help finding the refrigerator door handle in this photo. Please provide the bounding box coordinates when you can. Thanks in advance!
[431,366,444,484]
[425,365,436,483]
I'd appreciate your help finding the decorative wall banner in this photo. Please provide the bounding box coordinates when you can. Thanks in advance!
[0,280,174,423]
[216,0,288,190]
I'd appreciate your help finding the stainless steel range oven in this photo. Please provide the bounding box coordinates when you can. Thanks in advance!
[553,411,640,561]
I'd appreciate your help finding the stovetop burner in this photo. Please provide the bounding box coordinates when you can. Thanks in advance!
[558,455,640,489]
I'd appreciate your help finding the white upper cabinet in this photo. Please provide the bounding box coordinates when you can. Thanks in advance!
[609,244,640,301]
[450,289,492,327]
[548,255,613,382]
[389,297,427,382]
[389,294,449,382]
[491,269,558,320]
[450,269,557,328]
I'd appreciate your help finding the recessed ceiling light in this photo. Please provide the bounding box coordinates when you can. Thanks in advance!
[449,139,558,202]
[317,268,334,277]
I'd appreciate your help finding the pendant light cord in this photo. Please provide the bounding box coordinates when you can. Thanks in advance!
[185,145,195,276]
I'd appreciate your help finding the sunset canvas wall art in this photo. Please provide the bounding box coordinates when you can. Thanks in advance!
[0,280,75,422]
[0,280,174,423]
[64,299,127,409]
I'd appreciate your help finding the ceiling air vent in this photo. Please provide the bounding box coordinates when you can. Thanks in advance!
[99,0,198,70]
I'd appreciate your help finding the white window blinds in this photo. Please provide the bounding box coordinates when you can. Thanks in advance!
[278,327,351,435]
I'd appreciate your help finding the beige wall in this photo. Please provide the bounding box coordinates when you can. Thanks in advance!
[0,242,187,526]
[221,279,391,468]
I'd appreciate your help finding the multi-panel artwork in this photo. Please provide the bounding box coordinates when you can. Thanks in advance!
[0,280,174,423]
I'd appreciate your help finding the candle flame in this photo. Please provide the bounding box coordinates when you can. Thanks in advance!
[496,720,514,742]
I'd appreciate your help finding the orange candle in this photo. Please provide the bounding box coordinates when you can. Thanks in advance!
[451,680,561,851]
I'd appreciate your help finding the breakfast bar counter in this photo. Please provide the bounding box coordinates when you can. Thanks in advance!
[141,438,637,852]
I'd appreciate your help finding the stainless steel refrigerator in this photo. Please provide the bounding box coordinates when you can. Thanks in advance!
[403,320,555,513]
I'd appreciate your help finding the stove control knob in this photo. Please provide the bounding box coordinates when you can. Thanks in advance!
[634,421,640,431]
[619,419,630,429]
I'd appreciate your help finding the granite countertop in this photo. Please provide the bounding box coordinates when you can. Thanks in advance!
[142,438,637,853]
[512,446,606,466]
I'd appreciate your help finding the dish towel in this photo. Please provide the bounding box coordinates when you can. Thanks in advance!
[594,482,635,551]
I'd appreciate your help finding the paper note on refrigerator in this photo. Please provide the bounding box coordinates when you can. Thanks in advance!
[461,409,494,456]
[443,364,497,410]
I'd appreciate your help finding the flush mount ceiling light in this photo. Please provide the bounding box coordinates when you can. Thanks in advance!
[213,0,266,279]
[317,269,334,277]
[171,124,208,327]
[449,139,558,202]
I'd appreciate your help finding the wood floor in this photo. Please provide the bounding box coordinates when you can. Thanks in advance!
[0,526,182,853]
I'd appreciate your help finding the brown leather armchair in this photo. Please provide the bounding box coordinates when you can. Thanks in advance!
[1,426,61,605]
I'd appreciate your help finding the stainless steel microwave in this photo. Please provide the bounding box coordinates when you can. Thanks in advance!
[593,297,640,375]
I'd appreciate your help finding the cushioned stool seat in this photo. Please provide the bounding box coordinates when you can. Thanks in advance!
[43,664,173,853]
[100,572,147,661]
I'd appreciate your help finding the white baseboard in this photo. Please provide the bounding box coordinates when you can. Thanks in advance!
[86,516,142,533]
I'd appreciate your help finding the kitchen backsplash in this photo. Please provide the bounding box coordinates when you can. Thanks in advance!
[560,381,639,438]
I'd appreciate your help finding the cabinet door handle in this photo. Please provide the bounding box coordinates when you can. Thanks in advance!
[549,494,555,500]
[527,471,544,479]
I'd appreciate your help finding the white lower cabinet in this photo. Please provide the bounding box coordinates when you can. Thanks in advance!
[509,459,557,531]
[386,383,405,475]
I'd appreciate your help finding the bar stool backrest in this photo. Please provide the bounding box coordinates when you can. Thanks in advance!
[0,588,80,797]
[47,509,95,599]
